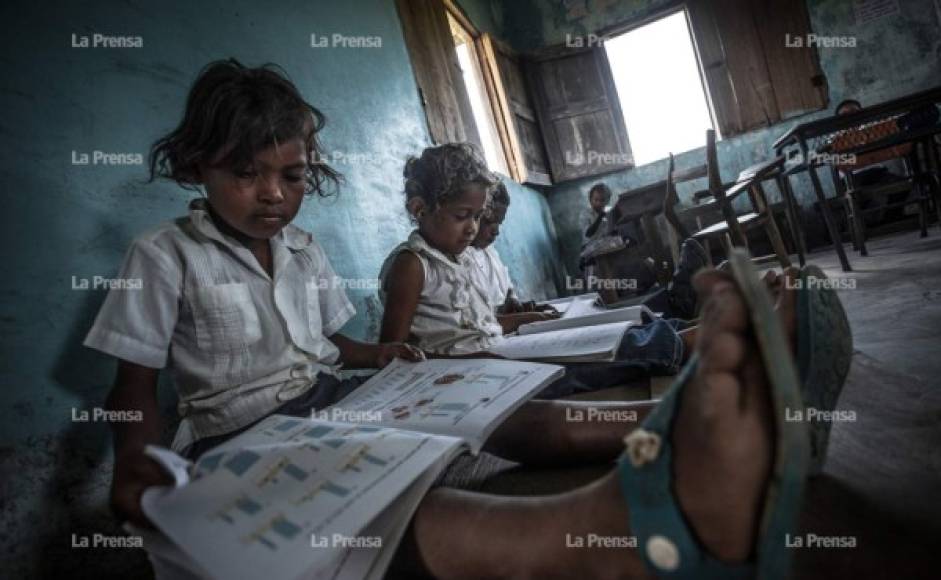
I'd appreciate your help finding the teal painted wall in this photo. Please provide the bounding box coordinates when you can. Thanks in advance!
[477,0,941,274]
[492,177,568,296]
[0,0,563,575]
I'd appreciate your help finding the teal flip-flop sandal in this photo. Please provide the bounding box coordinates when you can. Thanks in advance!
[794,265,853,475]
[617,250,809,579]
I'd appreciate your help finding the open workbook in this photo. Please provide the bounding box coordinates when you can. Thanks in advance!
[473,294,657,364]
[134,358,563,580]
[519,294,657,336]
[486,320,635,363]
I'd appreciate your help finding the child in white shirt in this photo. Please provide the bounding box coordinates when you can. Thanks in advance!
[84,59,423,526]
[379,144,693,396]
[468,181,557,315]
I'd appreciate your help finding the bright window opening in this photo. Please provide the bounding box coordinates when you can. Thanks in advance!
[449,14,509,175]
[604,10,715,166]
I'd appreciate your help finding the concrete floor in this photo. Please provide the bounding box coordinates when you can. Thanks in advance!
[806,229,941,382]
[790,229,941,579]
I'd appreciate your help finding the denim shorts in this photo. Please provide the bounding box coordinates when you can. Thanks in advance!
[536,318,688,399]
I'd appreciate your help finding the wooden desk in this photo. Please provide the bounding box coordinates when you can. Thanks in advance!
[584,180,674,303]
[773,85,941,272]
[612,180,669,223]
[613,180,675,273]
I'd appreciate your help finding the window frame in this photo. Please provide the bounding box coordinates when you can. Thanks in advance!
[599,4,721,164]
[441,0,526,183]
[444,3,515,177]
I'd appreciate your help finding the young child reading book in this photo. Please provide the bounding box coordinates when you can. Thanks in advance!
[467,181,557,317]
[85,60,655,531]
[82,59,429,525]
[379,143,694,393]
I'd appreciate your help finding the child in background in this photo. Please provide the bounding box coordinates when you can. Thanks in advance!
[833,97,911,225]
[578,183,613,284]
[583,182,612,242]
[379,143,695,396]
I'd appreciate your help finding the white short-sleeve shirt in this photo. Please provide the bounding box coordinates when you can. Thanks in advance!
[84,199,355,452]
[378,231,503,355]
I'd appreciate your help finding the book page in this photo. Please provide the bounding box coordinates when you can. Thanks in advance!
[489,321,631,362]
[561,295,607,319]
[519,304,652,336]
[540,293,601,314]
[323,452,450,580]
[329,358,564,453]
[141,417,465,580]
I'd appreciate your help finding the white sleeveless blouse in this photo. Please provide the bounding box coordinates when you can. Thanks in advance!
[379,231,503,354]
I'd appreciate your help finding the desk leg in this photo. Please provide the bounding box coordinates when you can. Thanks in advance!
[595,255,620,305]
[641,213,670,283]
[906,151,929,238]
[829,166,867,256]
[755,182,792,269]
[921,137,941,228]
[809,164,852,271]
[778,174,807,267]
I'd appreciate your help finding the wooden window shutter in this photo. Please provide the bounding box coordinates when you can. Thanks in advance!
[687,0,827,136]
[527,45,633,183]
[395,0,481,147]
[687,0,779,135]
[478,34,552,185]
[750,0,828,118]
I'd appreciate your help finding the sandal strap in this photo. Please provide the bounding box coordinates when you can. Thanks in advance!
[796,265,853,474]
[618,356,754,579]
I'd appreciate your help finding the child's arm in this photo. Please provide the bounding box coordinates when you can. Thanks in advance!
[107,360,173,527]
[498,289,559,315]
[496,289,561,332]
[380,251,424,343]
[330,334,425,368]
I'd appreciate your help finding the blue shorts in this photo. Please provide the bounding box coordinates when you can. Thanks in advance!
[536,318,688,399]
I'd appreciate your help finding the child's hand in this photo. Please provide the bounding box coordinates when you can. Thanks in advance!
[501,290,525,314]
[375,343,426,368]
[111,449,174,528]
[534,303,560,315]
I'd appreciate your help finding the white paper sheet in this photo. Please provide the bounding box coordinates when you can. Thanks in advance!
[489,321,631,362]
[142,420,464,580]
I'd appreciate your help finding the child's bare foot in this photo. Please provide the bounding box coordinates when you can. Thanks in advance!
[672,274,773,562]
[406,271,791,578]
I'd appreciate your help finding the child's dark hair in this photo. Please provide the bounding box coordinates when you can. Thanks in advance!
[483,181,510,222]
[403,143,498,214]
[491,181,510,208]
[149,58,341,196]
[589,182,613,203]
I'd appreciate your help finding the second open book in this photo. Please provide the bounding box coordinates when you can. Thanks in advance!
[136,358,563,580]
[484,294,657,363]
